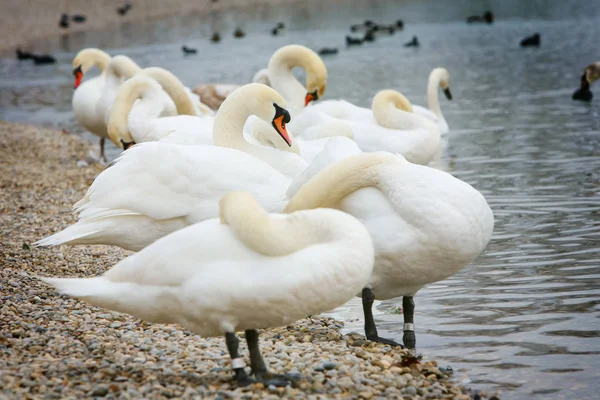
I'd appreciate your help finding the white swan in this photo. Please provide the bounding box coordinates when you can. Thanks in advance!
[95,55,144,128]
[284,90,441,165]
[35,84,304,252]
[412,68,452,134]
[107,78,305,175]
[106,72,209,149]
[193,45,327,114]
[71,48,111,161]
[285,142,494,349]
[42,191,374,387]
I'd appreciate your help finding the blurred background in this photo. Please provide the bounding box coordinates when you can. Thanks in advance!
[1,1,599,399]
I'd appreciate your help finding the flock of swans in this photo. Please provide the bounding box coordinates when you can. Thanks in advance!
[37,44,495,387]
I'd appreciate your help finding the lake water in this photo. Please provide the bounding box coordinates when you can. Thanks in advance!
[1,0,599,398]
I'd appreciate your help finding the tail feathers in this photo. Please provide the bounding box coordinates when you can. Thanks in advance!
[42,277,180,324]
[34,224,102,247]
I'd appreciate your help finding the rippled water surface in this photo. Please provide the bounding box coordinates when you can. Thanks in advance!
[1,0,599,398]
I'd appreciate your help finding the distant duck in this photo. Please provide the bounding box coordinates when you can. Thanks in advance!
[234,28,245,38]
[467,10,494,24]
[59,13,69,29]
[404,35,419,47]
[363,29,375,42]
[346,36,363,46]
[211,32,221,42]
[72,14,86,23]
[396,20,404,29]
[520,33,540,47]
[32,54,57,65]
[182,45,197,54]
[318,47,338,56]
[351,19,375,32]
[16,48,33,60]
[117,3,132,16]
[572,61,600,102]
[271,22,285,36]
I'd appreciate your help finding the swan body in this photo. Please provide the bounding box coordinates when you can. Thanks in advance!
[42,191,375,338]
[36,84,302,252]
[285,143,494,348]
[71,48,112,160]
[288,90,441,165]
[286,148,494,298]
[412,68,452,134]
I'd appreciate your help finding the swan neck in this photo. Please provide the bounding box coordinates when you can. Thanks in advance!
[140,68,196,116]
[212,103,254,153]
[108,57,141,79]
[220,193,318,256]
[107,79,149,146]
[268,55,306,114]
[427,73,443,118]
[285,152,399,212]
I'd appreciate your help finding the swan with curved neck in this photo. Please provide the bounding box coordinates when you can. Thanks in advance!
[71,48,112,162]
[96,55,142,125]
[42,191,374,387]
[36,84,307,252]
[108,79,302,165]
[285,149,494,349]
[412,67,452,133]
[288,89,440,164]
[267,45,328,113]
[192,45,327,113]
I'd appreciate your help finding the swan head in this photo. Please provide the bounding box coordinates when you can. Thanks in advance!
[72,48,110,89]
[432,68,452,100]
[107,76,163,149]
[304,55,328,106]
[218,83,293,148]
[372,89,414,113]
[268,45,328,106]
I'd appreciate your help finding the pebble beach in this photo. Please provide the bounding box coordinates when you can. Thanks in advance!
[0,123,499,399]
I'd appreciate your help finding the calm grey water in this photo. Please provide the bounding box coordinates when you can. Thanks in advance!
[1,0,599,398]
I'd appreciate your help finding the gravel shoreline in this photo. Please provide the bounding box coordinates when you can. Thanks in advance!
[0,122,497,399]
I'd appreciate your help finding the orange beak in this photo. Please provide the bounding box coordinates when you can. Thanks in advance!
[304,93,314,106]
[272,115,291,147]
[73,65,83,89]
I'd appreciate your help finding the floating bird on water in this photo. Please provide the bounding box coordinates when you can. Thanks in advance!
[211,32,221,42]
[72,14,86,23]
[318,47,338,56]
[59,13,69,29]
[520,33,540,47]
[16,48,33,60]
[181,45,197,54]
[396,19,404,29]
[117,3,132,16]
[346,36,363,46]
[363,29,375,42]
[404,35,419,47]
[32,54,56,65]
[271,22,285,36]
[572,62,600,102]
[234,28,245,38]
[467,11,494,24]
